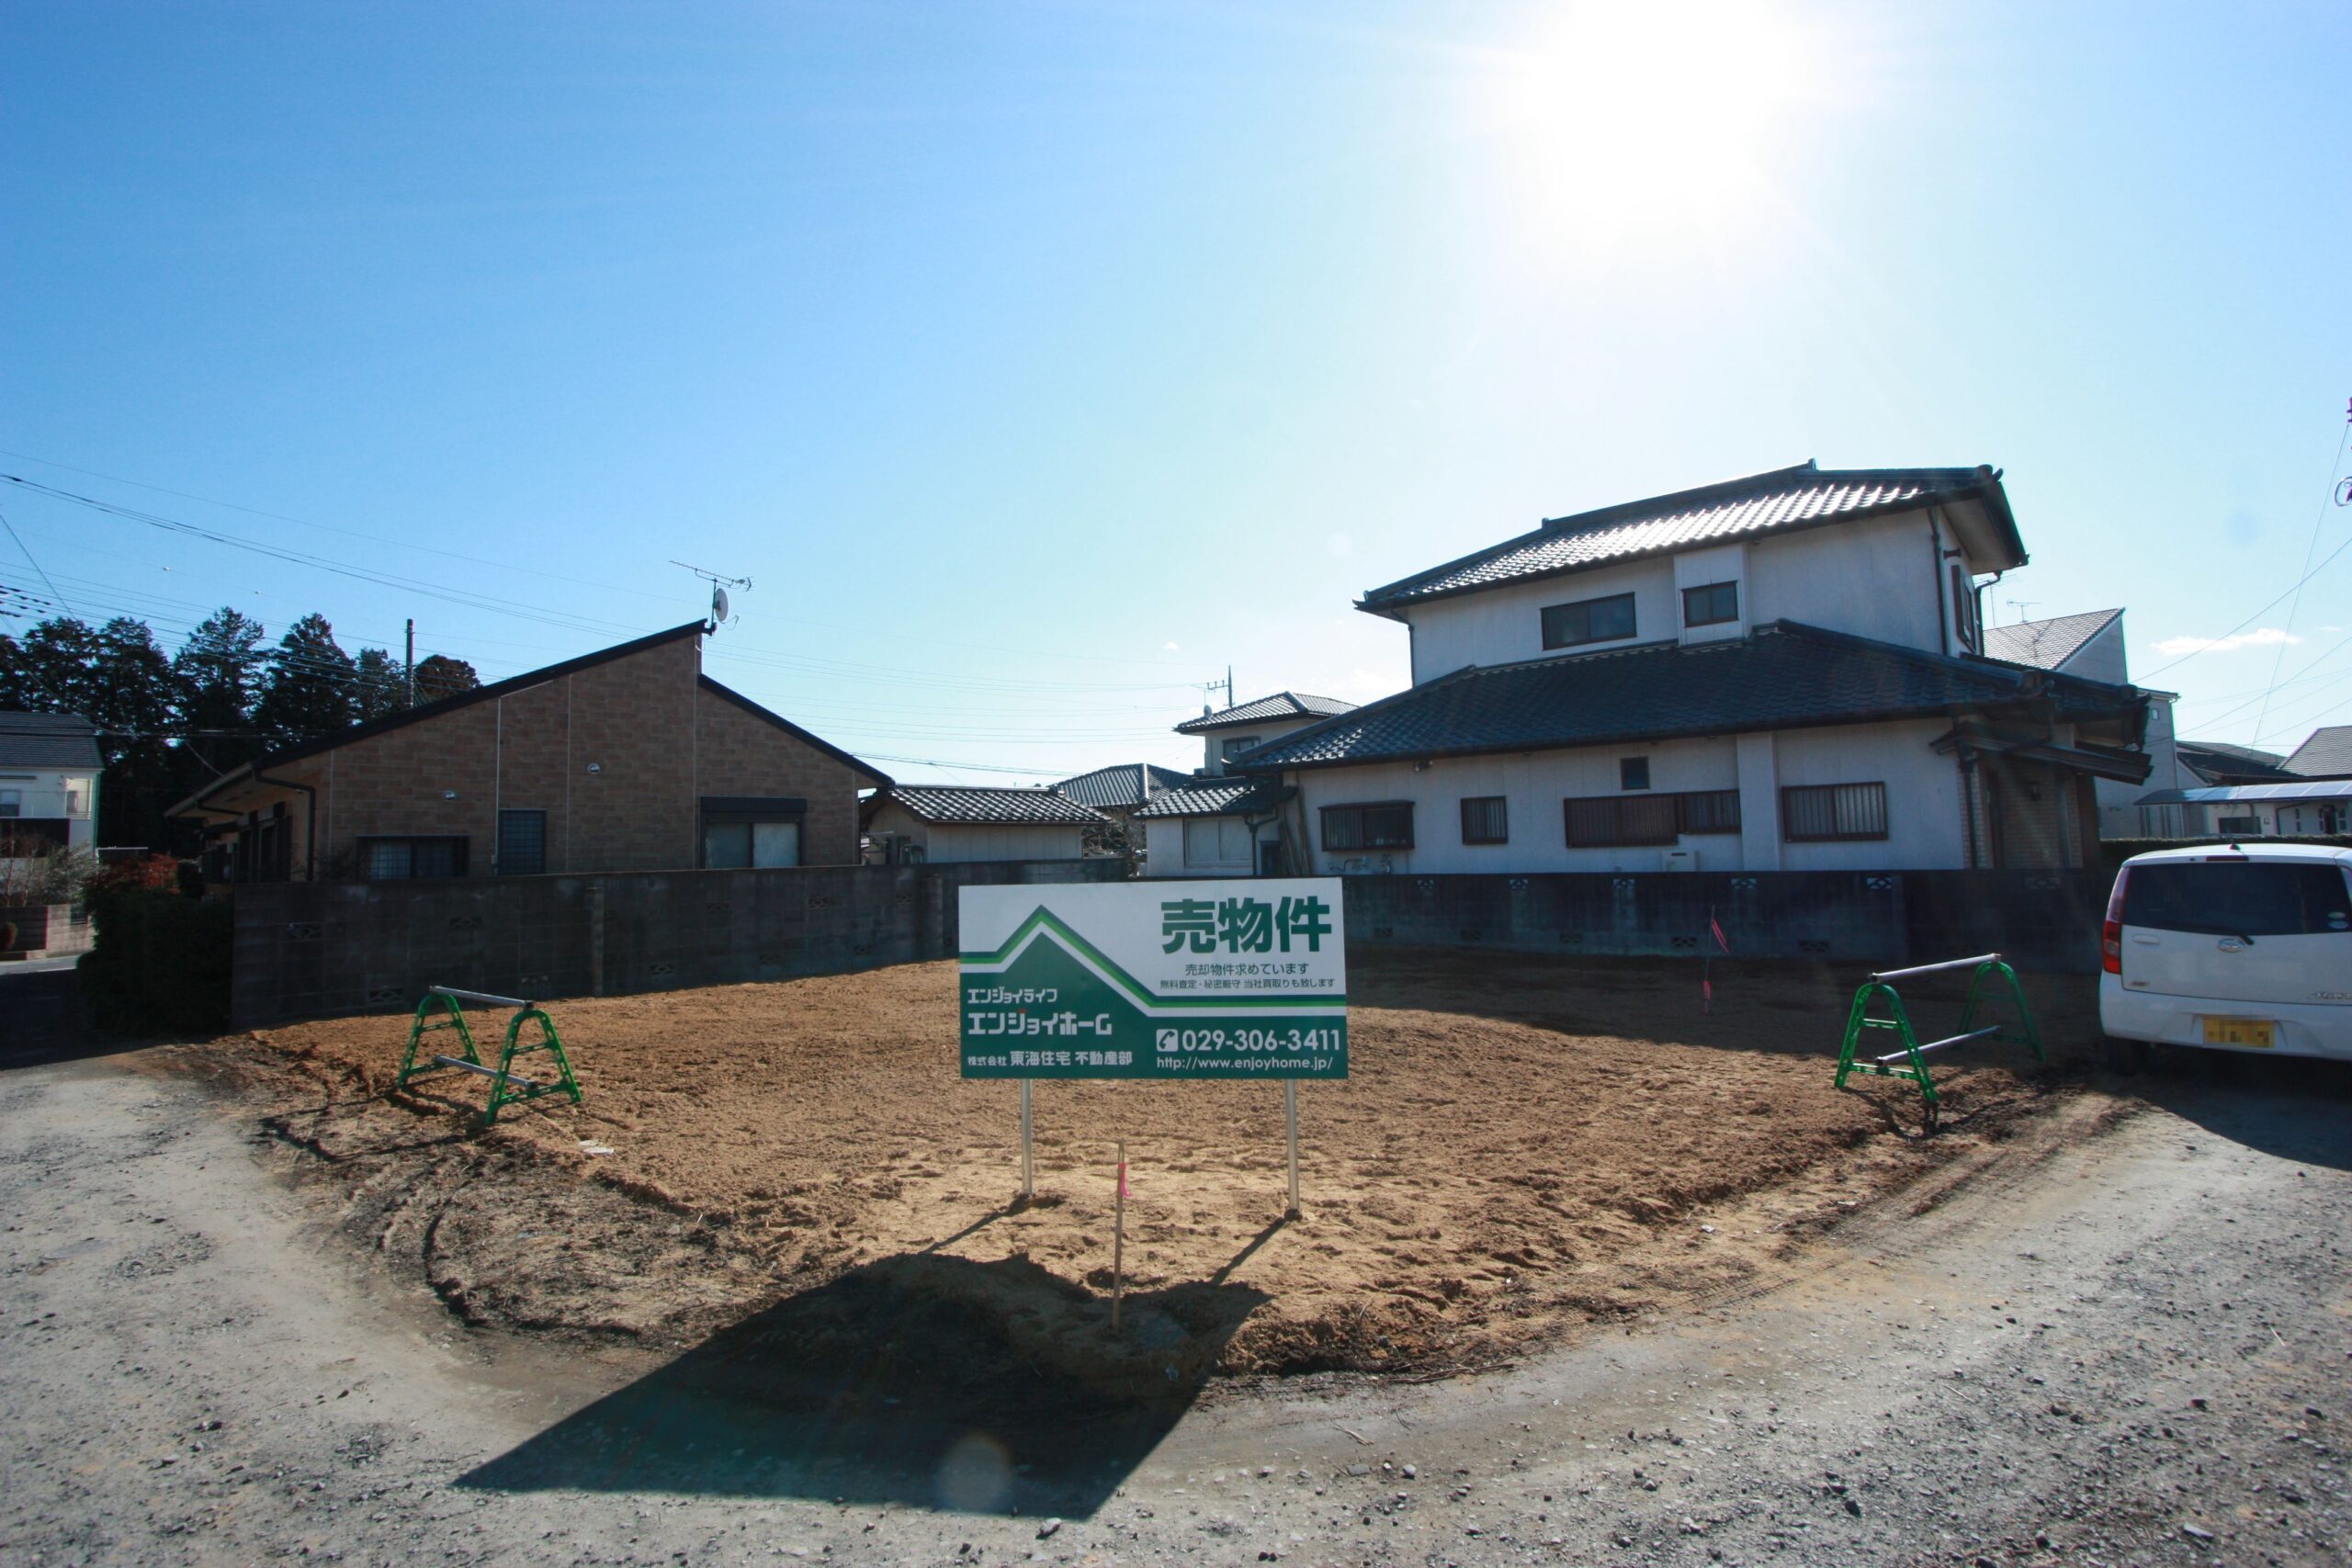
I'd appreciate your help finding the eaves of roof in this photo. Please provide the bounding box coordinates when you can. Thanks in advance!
[865,785,1110,828]
[1230,621,2147,773]
[1132,778,1294,819]
[1173,693,1357,734]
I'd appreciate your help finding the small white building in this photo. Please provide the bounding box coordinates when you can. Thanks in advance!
[1226,462,2155,875]
[860,784,1108,865]
[0,712,100,854]
[1130,693,1357,879]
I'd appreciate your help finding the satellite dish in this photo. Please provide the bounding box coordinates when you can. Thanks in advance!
[711,586,729,623]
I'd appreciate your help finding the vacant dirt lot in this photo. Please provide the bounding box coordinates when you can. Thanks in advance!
[219,948,2104,1379]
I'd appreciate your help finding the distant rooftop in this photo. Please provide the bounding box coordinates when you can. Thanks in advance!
[1358,461,2024,615]
[1174,692,1357,734]
[866,784,1108,828]
[1983,608,2120,671]
[2285,724,2352,780]
[1051,762,1192,811]
[0,711,101,770]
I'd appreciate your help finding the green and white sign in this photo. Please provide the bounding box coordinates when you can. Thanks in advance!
[958,878,1348,1079]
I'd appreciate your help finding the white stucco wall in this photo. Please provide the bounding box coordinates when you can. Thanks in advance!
[1744,511,1952,654]
[1280,719,1972,874]
[1196,714,1330,776]
[1139,813,1280,877]
[1394,506,1975,685]
[0,767,98,850]
[863,801,1090,863]
[1398,557,1676,682]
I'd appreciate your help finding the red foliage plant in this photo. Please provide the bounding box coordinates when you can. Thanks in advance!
[86,854,184,897]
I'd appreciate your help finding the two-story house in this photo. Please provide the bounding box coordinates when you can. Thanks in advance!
[0,712,101,855]
[1133,692,1355,877]
[1229,462,2153,874]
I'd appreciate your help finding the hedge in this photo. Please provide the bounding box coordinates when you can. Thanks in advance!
[80,890,232,1036]
[2097,835,2352,871]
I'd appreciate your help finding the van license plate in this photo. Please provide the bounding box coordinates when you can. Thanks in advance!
[2203,1017,2276,1048]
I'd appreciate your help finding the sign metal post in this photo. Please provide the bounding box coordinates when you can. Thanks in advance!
[1284,1079,1301,1219]
[1019,1078,1034,1203]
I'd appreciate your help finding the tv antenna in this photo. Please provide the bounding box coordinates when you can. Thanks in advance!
[673,561,752,628]
[2005,599,2041,626]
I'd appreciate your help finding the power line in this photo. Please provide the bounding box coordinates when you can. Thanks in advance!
[0,507,73,615]
[0,451,1201,671]
[2251,410,2352,740]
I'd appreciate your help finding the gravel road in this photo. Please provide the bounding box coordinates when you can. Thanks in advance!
[2,1046,2346,1567]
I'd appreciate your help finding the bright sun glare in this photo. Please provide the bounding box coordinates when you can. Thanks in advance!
[1486,1,1819,255]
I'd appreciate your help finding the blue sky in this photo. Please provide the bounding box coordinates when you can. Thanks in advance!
[4,2,2348,782]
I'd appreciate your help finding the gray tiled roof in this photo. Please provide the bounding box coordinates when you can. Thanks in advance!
[0,711,101,769]
[872,785,1109,827]
[1051,762,1193,810]
[1133,777,1292,819]
[1359,462,2019,613]
[1232,622,2148,771]
[1983,608,2121,671]
[1173,692,1358,734]
[2286,725,2352,780]
[2175,740,2298,785]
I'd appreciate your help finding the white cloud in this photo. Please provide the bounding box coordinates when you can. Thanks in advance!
[2152,627,2303,658]
[1163,640,1181,651]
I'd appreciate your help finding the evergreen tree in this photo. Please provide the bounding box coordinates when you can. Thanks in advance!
[352,647,411,721]
[90,619,179,847]
[14,616,103,717]
[413,653,481,703]
[0,628,26,709]
[173,606,270,785]
[174,607,269,739]
[254,613,357,747]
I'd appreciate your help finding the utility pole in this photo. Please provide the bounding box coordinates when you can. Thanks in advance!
[405,618,416,705]
[1225,665,1234,707]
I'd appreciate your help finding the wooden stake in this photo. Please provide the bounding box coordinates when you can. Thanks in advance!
[1112,1139,1126,1332]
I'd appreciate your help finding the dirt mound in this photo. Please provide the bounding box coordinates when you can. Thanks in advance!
[201,949,2105,1376]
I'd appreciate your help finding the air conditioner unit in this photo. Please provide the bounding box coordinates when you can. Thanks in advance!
[1662,849,1699,874]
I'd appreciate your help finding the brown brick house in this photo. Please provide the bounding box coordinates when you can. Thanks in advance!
[170,622,888,882]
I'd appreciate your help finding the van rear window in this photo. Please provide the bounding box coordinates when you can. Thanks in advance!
[2122,863,2352,937]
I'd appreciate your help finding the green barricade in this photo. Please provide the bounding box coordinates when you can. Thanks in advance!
[1833,953,2041,1113]
[395,986,582,1125]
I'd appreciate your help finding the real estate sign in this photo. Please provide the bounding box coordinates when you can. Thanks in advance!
[958,879,1348,1079]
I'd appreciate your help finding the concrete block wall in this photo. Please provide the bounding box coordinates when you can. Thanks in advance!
[229,858,1123,1026]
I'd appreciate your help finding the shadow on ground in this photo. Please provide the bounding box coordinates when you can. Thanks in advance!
[0,961,151,1071]
[458,1250,1270,1515]
[2126,1054,2352,1171]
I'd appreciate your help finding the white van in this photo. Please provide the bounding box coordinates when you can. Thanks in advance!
[2100,843,2352,1060]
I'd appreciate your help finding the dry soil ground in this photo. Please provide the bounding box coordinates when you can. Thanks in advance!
[225,948,2101,1383]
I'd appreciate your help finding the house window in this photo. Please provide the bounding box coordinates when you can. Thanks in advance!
[1781,782,1890,842]
[1951,564,1982,653]
[700,796,805,869]
[497,809,547,876]
[360,837,469,880]
[2214,815,2261,836]
[1541,592,1637,649]
[1460,795,1509,845]
[1219,735,1263,762]
[1321,802,1414,852]
[1619,757,1651,791]
[1677,788,1743,835]
[1184,816,1253,867]
[1682,581,1739,628]
[1565,794,1679,847]
[0,789,17,818]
